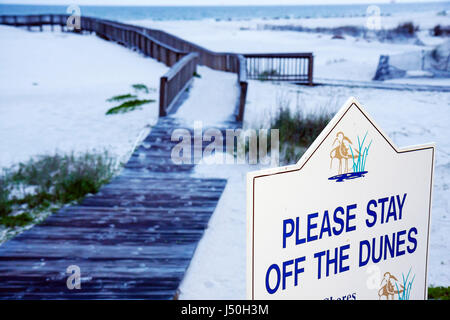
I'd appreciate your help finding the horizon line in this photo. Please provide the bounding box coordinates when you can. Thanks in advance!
[1,1,448,7]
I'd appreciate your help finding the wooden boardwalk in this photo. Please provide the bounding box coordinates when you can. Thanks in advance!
[0,116,238,299]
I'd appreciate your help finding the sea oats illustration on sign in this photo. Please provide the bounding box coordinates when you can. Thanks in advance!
[378,269,415,300]
[329,131,372,182]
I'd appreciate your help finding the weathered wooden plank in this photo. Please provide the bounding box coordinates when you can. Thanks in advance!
[0,116,238,299]
[0,16,246,298]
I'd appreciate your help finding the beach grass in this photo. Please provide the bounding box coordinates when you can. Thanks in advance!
[258,69,278,81]
[0,177,12,216]
[392,21,419,36]
[131,83,150,94]
[262,21,420,41]
[271,106,333,164]
[106,84,157,115]
[241,86,335,165]
[106,99,156,115]
[0,152,116,228]
[0,212,34,228]
[428,286,450,300]
[238,105,333,165]
[432,24,450,37]
[106,93,138,102]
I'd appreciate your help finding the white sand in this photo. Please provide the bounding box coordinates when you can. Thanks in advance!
[174,66,238,126]
[0,25,168,169]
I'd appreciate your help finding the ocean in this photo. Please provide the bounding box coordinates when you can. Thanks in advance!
[0,2,449,22]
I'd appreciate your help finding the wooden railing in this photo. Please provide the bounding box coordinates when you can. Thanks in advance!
[0,14,187,67]
[159,53,199,116]
[236,55,248,122]
[244,53,314,85]
[0,14,69,31]
[0,14,314,122]
[83,17,187,67]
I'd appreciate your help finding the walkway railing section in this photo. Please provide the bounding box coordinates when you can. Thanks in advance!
[0,14,314,122]
[86,17,187,67]
[244,53,314,85]
[236,55,248,122]
[160,52,199,116]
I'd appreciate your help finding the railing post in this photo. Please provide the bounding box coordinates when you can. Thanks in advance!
[236,54,248,122]
[138,33,141,51]
[308,55,314,86]
[144,37,148,56]
[158,45,162,62]
[165,48,170,66]
[237,81,247,122]
[159,76,168,117]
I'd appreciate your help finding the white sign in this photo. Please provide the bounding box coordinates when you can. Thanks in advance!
[246,97,435,300]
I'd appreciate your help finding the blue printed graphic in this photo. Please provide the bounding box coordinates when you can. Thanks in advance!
[329,131,372,182]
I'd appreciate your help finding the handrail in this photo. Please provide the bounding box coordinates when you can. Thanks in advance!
[236,54,248,122]
[244,53,314,85]
[159,52,199,117]
[0,14,186,67]
[244,53,313,58]
[85,16,186,67]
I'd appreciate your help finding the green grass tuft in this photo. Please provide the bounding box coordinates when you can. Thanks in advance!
[131,83,150,94]
[271,107,333,164]
[8,152,115,203]
[428,286,450,300]
[106,93,138,102]
[106,84,157,115]
[0,212,34,228]
[0,177,12,216]
[0,152,116,227]
[106,99,155,115]
[258,69,278,81]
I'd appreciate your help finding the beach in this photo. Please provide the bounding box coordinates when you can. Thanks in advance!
[0,25,168,169]
[0,4,449,299]
[131,10,450,85]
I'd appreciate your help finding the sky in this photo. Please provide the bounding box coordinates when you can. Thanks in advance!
[0,0,446,6]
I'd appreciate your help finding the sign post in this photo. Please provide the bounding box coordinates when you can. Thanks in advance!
[247,97,435,300]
